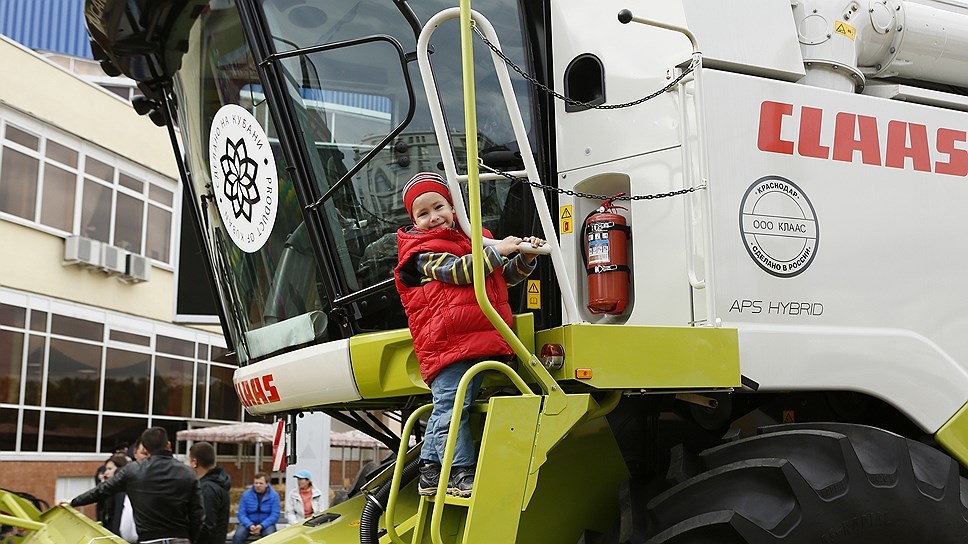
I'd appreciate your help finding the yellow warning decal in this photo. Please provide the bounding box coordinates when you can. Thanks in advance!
[834,21,856,40]
[560,205,573,234]
[527,280,541,309]
[782,410,796,424]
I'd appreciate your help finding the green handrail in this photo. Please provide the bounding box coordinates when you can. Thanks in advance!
[384,403,433,544]
[458,1,567,415]
[383,361,534,544]
[430,360,536,544]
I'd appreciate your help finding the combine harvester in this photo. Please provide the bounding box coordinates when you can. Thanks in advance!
[13,0,966,542]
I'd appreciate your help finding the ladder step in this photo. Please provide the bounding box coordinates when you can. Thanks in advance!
[422,494,472,507]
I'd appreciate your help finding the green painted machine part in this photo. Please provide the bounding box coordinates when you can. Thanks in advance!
[257,395,627,544]
[0,490,126,544]
[535,324,741,389]
[350,314,537,401]
[936,400,968,468]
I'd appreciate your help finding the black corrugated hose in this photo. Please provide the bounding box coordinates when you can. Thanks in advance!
[360,456,421,544]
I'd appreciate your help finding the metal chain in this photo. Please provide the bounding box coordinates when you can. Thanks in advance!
[480,163,706,202]
[473,25,698,111]
[471,25,704,202]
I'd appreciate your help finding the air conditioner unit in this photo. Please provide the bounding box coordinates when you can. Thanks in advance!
[123,253,151,283]
[64,236,102,269]
[101,244,127,275]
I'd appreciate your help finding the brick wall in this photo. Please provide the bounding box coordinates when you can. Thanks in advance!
[0,460,102,518]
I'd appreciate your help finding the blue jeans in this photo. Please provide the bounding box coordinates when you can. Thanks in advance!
[231,523,276,544]
[420,359,485,467]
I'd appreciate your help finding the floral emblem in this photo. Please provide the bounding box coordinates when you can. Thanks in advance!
[219,138,261,222]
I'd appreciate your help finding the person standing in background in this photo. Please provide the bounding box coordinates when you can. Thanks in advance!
[95,453,138,542]
[188,442,231,544]
[71,427,203,544]
[285,471,324,524]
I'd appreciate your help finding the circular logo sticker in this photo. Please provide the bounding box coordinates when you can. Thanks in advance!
[209,104,278,253]
[739,176,818,277]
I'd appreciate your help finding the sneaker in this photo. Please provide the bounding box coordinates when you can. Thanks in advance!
[447,466,475,497]
[418,462,441,496]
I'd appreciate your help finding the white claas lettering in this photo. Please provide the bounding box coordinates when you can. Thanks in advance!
[234,373,281,407]
[757,100,968,176]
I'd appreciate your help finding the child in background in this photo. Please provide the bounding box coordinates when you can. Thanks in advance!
[394,172,544,497]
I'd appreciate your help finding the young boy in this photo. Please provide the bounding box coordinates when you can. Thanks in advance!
[394,172,544,497]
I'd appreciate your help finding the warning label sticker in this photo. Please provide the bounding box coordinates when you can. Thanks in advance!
[834,21,856,40]
[739,176,819,278]
[560,205,573,234]
[527,280,541,309]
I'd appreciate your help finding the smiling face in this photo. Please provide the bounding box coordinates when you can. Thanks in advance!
[410,191,454,230]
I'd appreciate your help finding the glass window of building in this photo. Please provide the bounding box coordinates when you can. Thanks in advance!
[0,145,39,221]
[0,329,24,404]
[153,356,194,417]
[0,113,179,265]
[46,338,101,410]
[104,349,150,413]
[101,415,148,453]
[44,411,98,452]
[0,290,236,453]
[208,365,239,421]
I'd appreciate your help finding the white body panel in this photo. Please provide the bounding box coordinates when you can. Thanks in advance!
[702,68,968,431]
[551,0,968,432]
[681,1,805,82]
[551,0,806,175]
[551,0,687,173]
[234,340,361,416]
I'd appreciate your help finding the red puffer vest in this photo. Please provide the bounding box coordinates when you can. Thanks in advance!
[394,226,514,384]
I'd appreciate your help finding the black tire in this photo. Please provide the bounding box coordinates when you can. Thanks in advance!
[645,423,968,543]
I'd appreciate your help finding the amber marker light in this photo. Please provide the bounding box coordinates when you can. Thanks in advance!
[575,368,593,379]
[540,343,564,370]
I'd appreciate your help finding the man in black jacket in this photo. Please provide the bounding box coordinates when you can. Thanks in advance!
[71,427,205,544]
[188,441,231,544]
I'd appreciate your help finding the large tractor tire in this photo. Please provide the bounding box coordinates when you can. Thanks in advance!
[646,423,968,543]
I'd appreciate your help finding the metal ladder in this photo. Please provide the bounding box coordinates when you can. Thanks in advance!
[374,3,633,542]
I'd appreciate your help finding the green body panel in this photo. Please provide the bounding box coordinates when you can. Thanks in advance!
[349,328,425,400]
[463,395,542,540]
[0,492,126,544]
[937,400,968,467]
[535,324,741,389]
[524,393,595,503]
[514,415,628,542]
[410,404,627,543]
[349,315,536,399]
[268,393,626,543]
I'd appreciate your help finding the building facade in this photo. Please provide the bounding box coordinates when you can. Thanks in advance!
[0,28,249,510]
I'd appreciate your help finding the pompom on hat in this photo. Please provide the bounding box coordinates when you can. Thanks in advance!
[402,172,452,219]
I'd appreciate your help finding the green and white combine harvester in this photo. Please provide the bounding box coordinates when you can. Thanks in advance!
[8,0,968,541]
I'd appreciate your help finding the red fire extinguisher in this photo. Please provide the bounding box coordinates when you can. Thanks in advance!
[582,195,631,314]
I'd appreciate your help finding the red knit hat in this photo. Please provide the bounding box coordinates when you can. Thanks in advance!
[402,172,453,219]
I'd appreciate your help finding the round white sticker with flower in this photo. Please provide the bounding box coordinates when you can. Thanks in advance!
[208,104,278,253]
